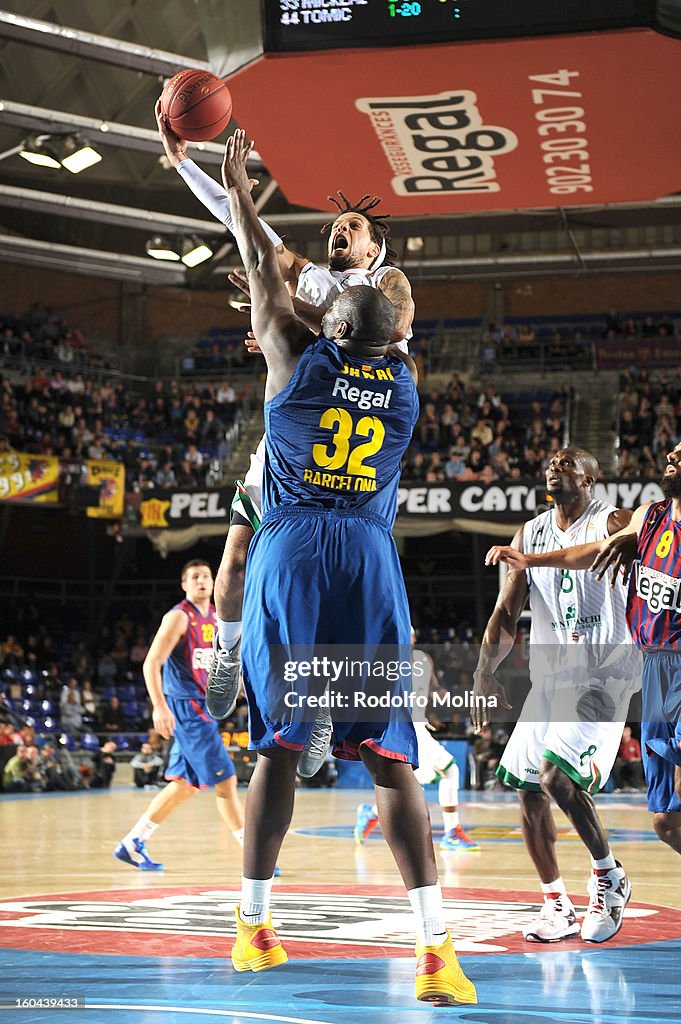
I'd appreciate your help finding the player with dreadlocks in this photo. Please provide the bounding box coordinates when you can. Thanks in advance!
[155,110,415,778]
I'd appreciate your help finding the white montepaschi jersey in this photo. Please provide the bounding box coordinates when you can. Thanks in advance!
[524,499,630,647]
[295,262,411,351]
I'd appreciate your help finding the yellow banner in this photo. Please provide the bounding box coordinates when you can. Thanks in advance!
[0,452,59,503]
[86,460,125,518]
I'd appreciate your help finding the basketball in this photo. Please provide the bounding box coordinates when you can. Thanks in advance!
[160,69,232,142]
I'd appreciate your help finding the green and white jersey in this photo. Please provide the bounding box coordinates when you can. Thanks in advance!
[523,499,630,647]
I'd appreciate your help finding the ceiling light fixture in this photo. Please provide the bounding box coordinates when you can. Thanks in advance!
[145,236,181,262]
[19,134,61,169]
[181,235,213,268]
[60,134,102,174]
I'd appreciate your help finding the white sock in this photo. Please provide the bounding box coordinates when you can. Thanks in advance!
[591,852,616,871]
[218,618,242,649]
[442,810,460,833]
[232,827,245,847]
[123,815,158,859]
[241,875,274,925]
[371,804,379,818]
[408,882,447,946]
[541,877,568,898]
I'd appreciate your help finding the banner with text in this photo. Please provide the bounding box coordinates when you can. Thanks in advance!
[0,451,59,504]
[86,460,125,519]
[596,338,681,371]
[136,478,664,530]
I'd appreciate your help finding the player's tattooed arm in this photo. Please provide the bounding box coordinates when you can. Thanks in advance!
[379,268,415,342]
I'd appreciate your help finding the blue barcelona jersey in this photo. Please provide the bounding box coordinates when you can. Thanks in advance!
[627,500,681,650]
[262,337,418,525]
[162,598,216,700]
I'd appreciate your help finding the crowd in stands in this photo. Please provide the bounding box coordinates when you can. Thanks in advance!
[402,372,569,482]
[1,304,253,493]
[617,365,681,477]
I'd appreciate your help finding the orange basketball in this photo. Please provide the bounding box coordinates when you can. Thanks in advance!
[160,69,232,142]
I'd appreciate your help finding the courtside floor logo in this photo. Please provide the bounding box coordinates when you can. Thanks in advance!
[0,885,678,959]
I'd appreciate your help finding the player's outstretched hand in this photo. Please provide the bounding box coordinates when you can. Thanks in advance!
[152,703,176,740]
[471,669,512,732]
[221,129,255,192]
[485,545,529,570]
[589,532,638,587]
[229,269,251,299]
[154,99,187,166]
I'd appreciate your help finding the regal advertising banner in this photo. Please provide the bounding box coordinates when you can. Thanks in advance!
[227,29,681,214]
[0,452,59,504]
[85,460,125,519]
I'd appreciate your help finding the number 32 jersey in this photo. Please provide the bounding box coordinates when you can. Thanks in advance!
[263,337,418,526]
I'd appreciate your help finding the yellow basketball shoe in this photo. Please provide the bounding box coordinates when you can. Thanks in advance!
[231,904,289,973]
[415,931,477,1006]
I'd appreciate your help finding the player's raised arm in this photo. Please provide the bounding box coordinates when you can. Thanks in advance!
[221,130,311,397]
[472,525,527,731]
[142,608,188,739]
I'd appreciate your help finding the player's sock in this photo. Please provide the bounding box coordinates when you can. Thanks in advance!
[590,852,617,871]
[371,803,378,818]
[241,876,274,926]
[218,618,242,649]
[122,815,159,856]
[442,810,460,832]
[541,877,568,896]
[232,827,245,847]
[408,882,448,946]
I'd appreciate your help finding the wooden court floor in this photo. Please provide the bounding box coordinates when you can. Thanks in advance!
[1,779,680,1024]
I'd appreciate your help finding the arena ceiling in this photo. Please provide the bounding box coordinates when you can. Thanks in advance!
[2,0,681,289]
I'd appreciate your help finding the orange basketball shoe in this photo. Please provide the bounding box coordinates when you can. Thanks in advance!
[231,904,289,973]
[415,931,477,1006]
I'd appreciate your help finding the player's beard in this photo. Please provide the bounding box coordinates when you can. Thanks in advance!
[328,252,361,272]
[661,470,681,499]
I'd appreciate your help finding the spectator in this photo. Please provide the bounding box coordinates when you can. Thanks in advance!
[471,726,504,789]
[3,744,43,792]
[100,695,126,733]
[612,726,644,791]
[61,691,84,733]
[130,741,165,789]
[91,740,118,789]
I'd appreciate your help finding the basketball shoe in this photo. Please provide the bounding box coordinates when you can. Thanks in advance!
[523,893,579,942]
[206,634,241,720]
[354,803,379,845]
[414,931,477,1005]
[297,705,333,779]
[231,904,288,972]
[440,825,480,851]
[113,838,163,871]
[581,862,631,943]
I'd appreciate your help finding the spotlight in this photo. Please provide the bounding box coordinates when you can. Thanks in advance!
[19,134,61,170]
[145,236,181,262]
[60,134,102,174]
[181,236,213,268]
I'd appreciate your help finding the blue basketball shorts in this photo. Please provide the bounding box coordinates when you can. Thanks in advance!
[241,508,418,766]
[164,695,235,789]
[641,652,681,813]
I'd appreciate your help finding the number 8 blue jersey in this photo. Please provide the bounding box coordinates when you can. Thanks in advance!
[263,337,418,526]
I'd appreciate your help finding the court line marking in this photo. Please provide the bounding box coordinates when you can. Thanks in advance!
[41,1007,337,1024]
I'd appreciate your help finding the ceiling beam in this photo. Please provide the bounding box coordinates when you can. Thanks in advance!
[0,184,227,235]
[0,8,210,76]
[0,233,186,283]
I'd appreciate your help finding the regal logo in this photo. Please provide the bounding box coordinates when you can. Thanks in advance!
[356,90,518,196]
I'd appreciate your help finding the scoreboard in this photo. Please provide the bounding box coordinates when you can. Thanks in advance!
[262,0,647,53]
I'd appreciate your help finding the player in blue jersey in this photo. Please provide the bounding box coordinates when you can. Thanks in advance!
[487,439,681,861]
[113,560,245,870]
[154,106,415,729]
[219,129,476,1007]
